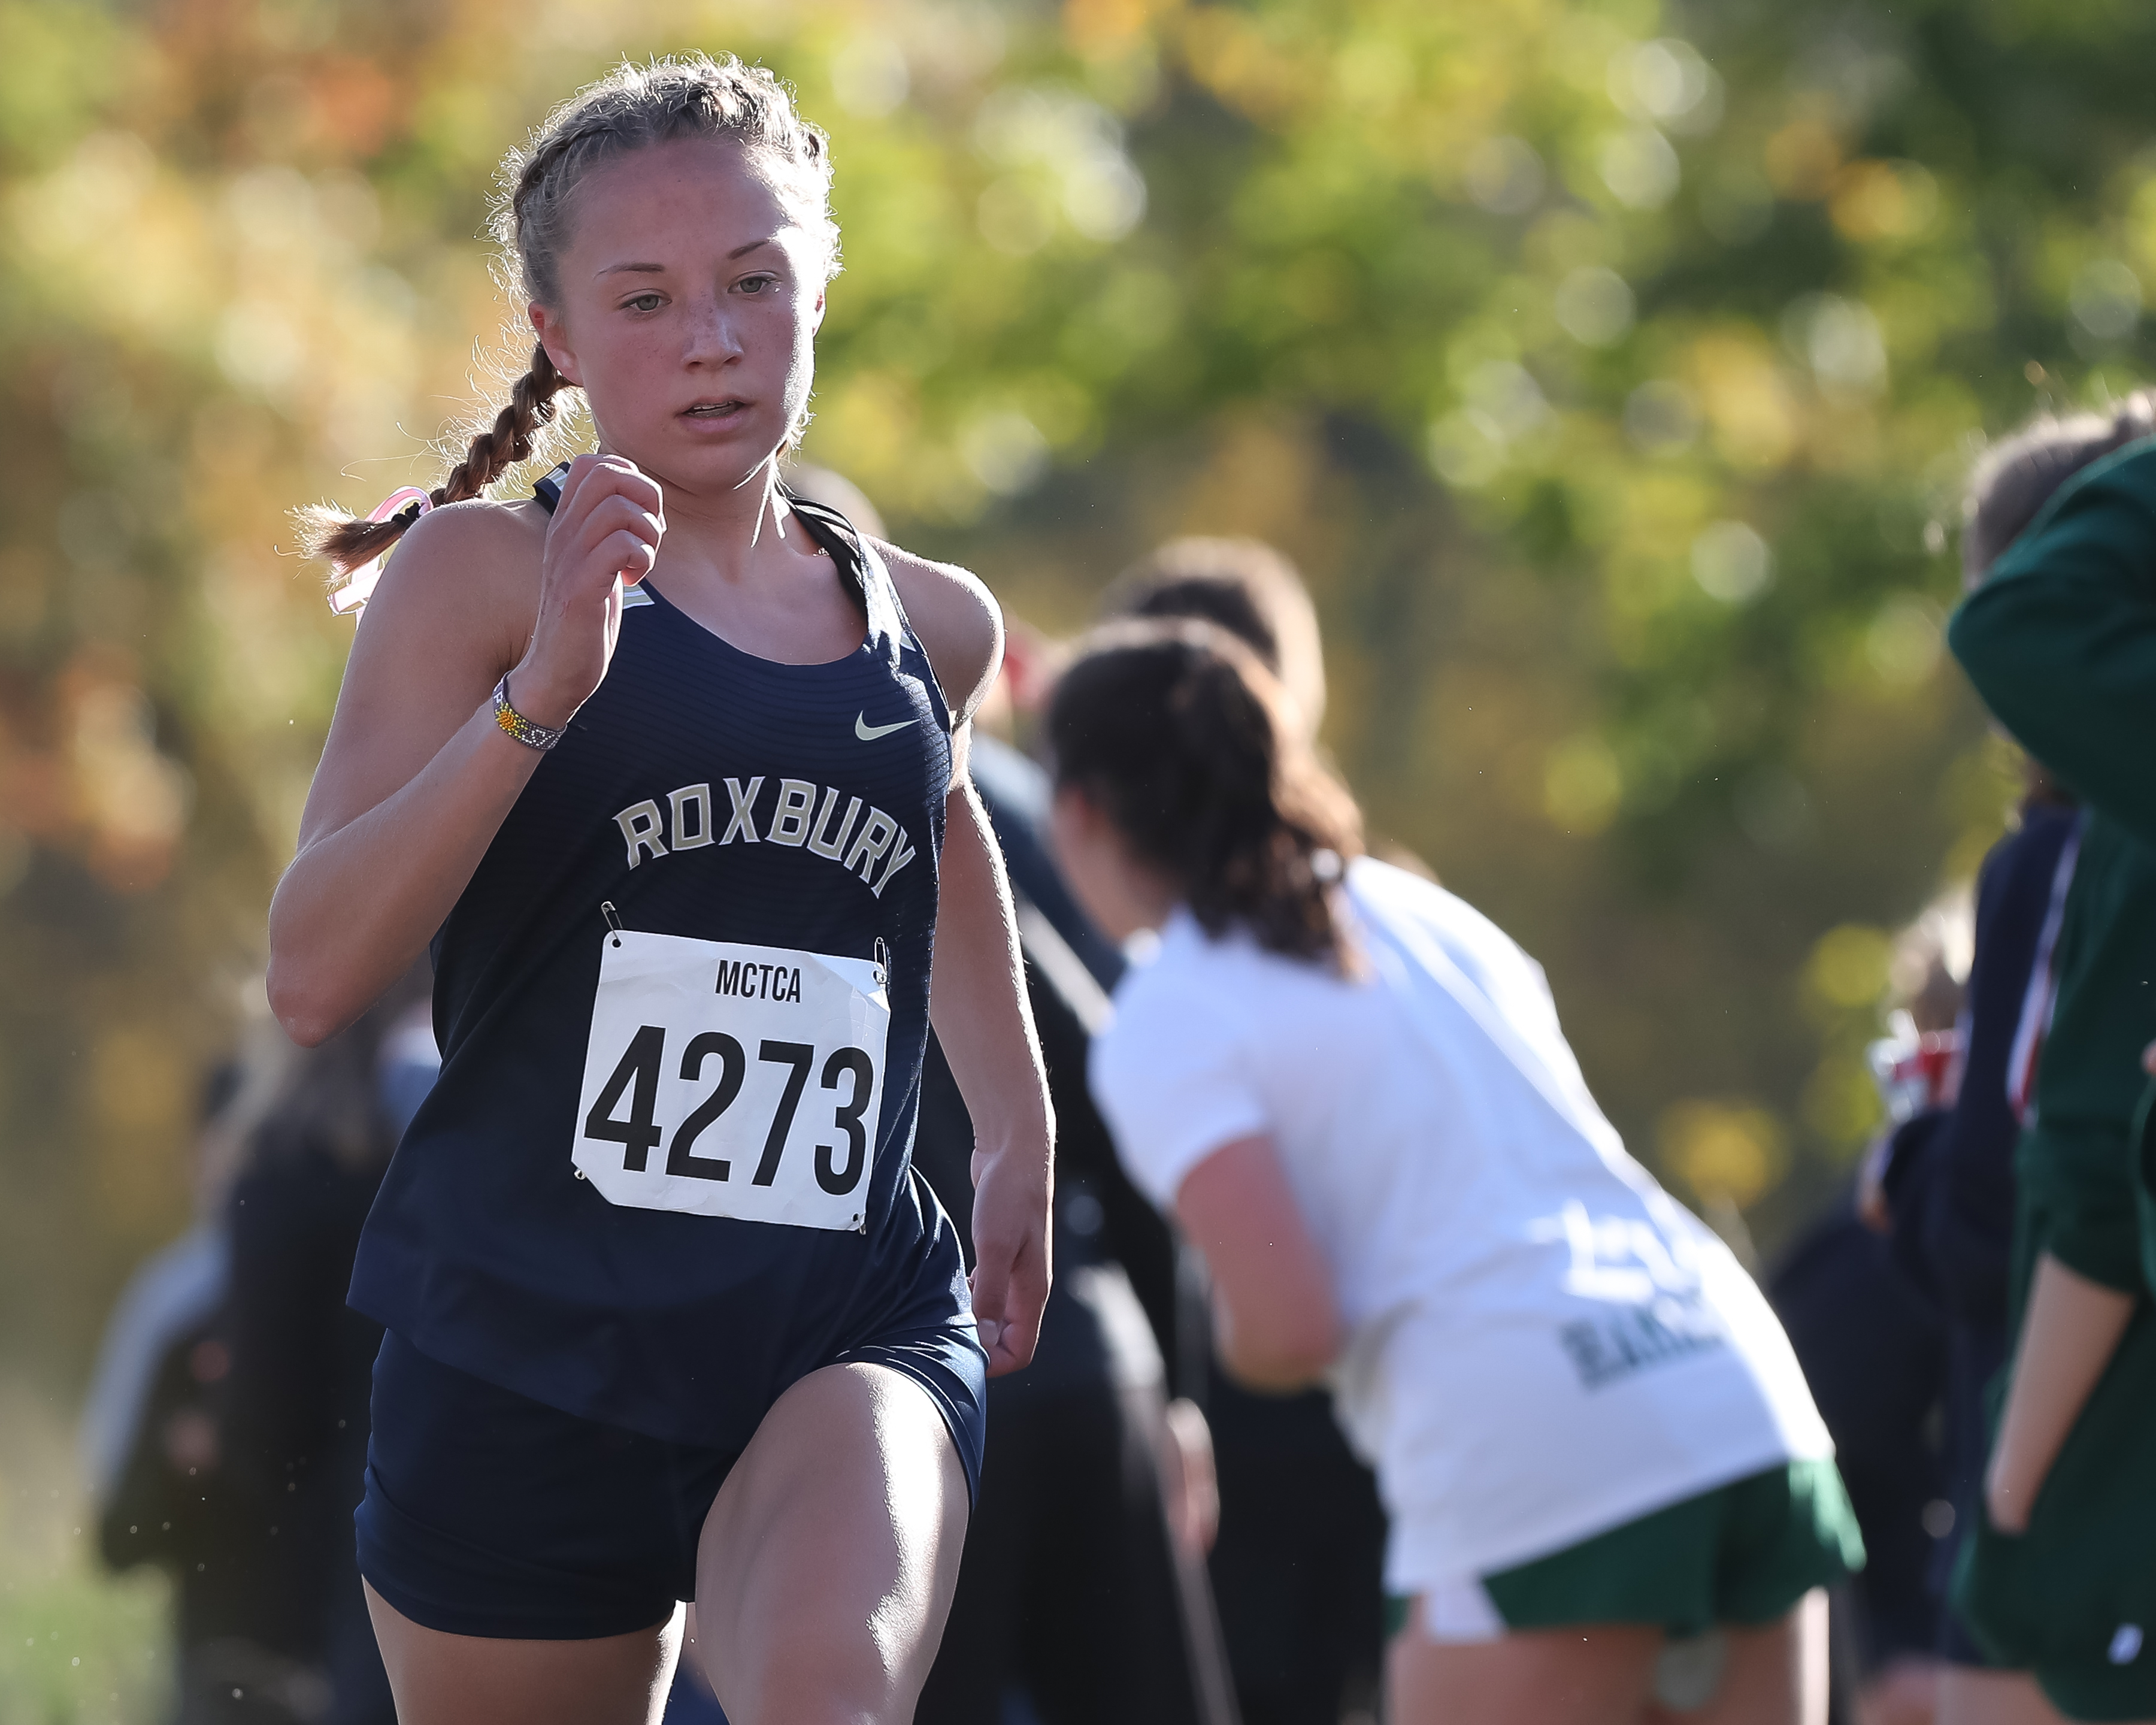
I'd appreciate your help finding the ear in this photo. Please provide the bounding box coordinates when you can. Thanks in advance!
[1049,779,1091,829]
[529,303,583,388]
[1049,781,1115,857]
[810,284,827,335]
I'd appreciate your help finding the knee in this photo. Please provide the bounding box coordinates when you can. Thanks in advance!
[713,1635,909,1725]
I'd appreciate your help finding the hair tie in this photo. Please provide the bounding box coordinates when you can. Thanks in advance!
[1310,847,1343,883]
[328,487,434,616]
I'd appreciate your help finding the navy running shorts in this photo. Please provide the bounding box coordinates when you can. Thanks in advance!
[356,1325,986,1640]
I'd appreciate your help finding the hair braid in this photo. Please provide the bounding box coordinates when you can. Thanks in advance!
[436,342,568,508]
[298,341,570,577]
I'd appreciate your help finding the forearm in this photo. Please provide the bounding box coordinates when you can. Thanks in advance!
[1176,1138,1342,1394]
[929,774,1053,1372]
[1212,1301,1335,1393]
[268,698,541,1044]
[928,779,1052,1159]
[1987,1251,2137,1531]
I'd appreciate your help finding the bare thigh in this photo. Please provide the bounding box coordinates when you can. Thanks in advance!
[1386,1616,1662,1725]
[1386,1590,1829,1725]
[363,1581,680,1725]
[689,1361,969,1725]
[1645,1591,1829,1725]
[1935,1665,2073,1725]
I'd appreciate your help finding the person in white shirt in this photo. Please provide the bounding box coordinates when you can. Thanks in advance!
[1044,619,1863,1725]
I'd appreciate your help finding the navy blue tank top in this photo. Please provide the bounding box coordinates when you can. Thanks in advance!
[348,494,962,1446]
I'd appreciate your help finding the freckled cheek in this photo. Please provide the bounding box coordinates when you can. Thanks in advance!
[586,336,686,422]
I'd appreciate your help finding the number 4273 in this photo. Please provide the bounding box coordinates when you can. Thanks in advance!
[583,1026,875,1196]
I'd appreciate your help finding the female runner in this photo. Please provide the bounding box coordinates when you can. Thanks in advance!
[267,56,1052,1725]
[1046,622,1861,1725]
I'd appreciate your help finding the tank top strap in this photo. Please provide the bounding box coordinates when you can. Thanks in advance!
[781,486,954,734]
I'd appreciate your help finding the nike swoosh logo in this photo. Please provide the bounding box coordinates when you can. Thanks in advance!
[855,713,916,742]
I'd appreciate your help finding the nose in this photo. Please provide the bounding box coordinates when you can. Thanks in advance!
[682,290,744,368]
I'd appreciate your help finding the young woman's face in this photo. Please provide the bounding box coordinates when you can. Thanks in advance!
[532,136,826,492]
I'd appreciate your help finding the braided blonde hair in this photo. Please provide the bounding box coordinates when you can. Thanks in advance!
[301,55,837,576]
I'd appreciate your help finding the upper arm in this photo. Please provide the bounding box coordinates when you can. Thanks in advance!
[874,540,1004,728]
[1091,986,1270,1211]
[294,501,541,855]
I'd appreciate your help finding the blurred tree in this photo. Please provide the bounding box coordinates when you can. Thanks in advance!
[3,0,2148,1382]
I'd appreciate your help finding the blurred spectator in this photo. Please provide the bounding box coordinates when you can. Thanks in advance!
[1097,538,1385,1725]
[1871,767,2079,1725]
[1779,905,1968,1725]
[1769,1190,1945,1725]
[221,961,435,1725]
[1051,621,1858,1725]
[84,1033,334,1723]
[1099,538,1327,743]
[1943,392,2156,1723]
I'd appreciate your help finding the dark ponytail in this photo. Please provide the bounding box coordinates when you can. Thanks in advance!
[297,341,570,576]
[1048,621,1362,969]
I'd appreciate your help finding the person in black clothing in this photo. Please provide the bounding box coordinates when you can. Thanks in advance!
[1872,779,2079,1721]
[221,963,435,1725]
[87,1058,337,1725]
[1769,1188,1948,1724]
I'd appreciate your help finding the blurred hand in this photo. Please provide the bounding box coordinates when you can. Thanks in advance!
[510,452,665,728]
[1159,1397,1219,1557]
[1855,1128,1894,1234]
[2142,1039,2156,1077]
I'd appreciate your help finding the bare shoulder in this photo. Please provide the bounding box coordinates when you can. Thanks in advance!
[358,495,547,641]
[301,495,549,848]
[871,537,1004,723]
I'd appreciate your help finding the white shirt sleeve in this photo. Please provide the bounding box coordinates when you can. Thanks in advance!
[1091,976,1268,1210]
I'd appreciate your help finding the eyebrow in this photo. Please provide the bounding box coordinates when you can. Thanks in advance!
[595,239,776,278]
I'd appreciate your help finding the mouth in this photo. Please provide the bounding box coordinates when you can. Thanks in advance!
[680,399,749,420]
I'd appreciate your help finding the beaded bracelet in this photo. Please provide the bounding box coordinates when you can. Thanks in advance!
[493,675,567,750]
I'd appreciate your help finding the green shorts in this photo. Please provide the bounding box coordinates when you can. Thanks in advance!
[1385,1458,1864,1642]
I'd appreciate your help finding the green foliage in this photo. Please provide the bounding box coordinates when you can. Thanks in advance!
[0,1391,172,1724]
[1,0,2148,1397]
[0,1564,170,1725]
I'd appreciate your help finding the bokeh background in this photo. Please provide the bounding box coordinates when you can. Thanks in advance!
[3,0,2151,1711]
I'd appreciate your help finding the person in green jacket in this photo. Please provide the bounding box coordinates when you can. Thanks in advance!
[1946,390,2156,1725]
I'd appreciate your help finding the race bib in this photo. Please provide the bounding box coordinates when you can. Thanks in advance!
[573,927,890,1231]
